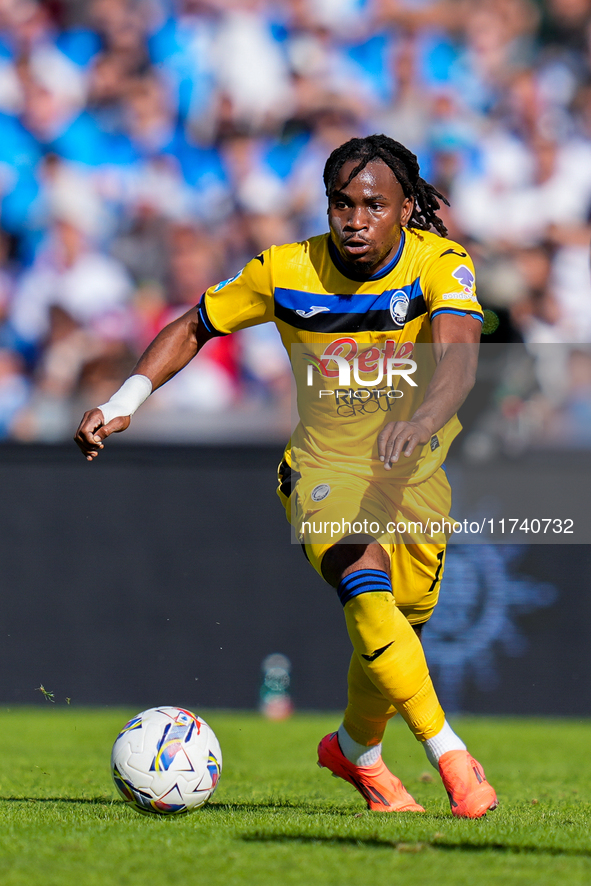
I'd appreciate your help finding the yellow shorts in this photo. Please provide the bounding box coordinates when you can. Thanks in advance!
[277,458,450,625]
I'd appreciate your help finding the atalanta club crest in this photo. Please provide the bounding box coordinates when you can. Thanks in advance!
[389,291,409,326]
[311,484,330,502]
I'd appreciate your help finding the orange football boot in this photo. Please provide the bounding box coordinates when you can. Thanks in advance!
[438,750,498,818]
[317,732,424,812]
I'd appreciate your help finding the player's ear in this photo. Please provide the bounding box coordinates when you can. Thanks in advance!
[401,197,413,226]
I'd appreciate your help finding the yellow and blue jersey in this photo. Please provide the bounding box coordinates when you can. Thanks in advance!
[199,228,483,482]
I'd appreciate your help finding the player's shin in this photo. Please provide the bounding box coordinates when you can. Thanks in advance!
[341,586,445,742]
[339,582,498,817]
[318,571,431,812]
[341,650,395,756]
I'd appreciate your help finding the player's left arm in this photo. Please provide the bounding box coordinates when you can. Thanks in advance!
[378,313,481,469]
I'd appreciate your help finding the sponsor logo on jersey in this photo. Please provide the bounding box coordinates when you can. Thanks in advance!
[304,338,418,397]
[213,270,243,291]
[389,290,410,325]
[452,265,475,294]
[430,435,440,451]
[441,291,478,302]
[311,483,331,502]
[305,338,415,380]
[296,306,330,318]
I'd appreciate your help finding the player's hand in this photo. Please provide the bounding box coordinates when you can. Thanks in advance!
[74,408,131,461]
[377,419,432,470]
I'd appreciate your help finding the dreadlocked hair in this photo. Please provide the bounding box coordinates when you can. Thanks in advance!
[323,134,449,238]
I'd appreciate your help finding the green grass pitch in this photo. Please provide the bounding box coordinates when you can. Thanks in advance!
[0,708,590,886]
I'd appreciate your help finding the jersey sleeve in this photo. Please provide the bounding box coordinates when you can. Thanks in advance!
[198,248,275,336]
[421,243,484,323]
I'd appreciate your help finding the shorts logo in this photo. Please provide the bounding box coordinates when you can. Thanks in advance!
[389,291,410,325]
[311,483,330,502]
[430,435,440,451]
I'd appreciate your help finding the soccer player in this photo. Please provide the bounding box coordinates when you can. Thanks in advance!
[75,135,498,819]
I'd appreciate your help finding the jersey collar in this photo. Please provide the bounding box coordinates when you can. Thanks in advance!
[327,229,406,282]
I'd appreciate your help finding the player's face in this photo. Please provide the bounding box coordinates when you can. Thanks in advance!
[328,159,413,276]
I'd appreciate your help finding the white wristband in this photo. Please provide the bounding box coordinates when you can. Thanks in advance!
[97,375,152,424]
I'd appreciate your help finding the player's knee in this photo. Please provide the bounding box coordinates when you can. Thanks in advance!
[322,539,389,588]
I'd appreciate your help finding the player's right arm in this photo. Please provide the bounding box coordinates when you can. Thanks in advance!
[74,306,214,461]
[75,247,275,461]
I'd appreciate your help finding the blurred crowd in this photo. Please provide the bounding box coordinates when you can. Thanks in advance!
[0,0,589,445]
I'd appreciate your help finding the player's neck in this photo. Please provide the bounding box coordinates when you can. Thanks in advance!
[328,230,406,282]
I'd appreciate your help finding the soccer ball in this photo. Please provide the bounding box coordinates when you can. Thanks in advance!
[111,706,222,815]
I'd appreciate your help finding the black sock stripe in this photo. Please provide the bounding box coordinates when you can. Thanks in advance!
[339,572,391,590]
[342,576,392,591]
[337,573,391,587]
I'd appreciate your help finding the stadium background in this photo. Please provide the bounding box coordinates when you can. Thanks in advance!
[0,0,589,714]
